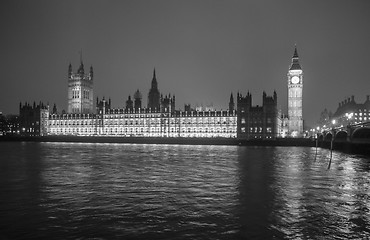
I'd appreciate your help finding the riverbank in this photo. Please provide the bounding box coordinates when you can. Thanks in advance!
[2,136,369,156]
[0,135,316,147]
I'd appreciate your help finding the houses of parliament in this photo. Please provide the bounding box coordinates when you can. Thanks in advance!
[19,47,304,139]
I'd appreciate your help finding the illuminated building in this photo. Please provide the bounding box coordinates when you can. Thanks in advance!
[48,102,237,138]
[0,112,4,135]
[287,46,304,137]
[46,65,237,138]
[331,95,370,126]
[21,51,289,140]
[0,113,21,136]
[68,57,94,114]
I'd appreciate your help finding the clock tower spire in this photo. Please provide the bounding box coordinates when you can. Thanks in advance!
[287,45,303,137]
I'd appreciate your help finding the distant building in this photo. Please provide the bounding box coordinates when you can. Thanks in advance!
[19,102,48,136]
[0,112,18,136]
[0,112,4,135]
[287,46,304,137]
[1,114,20,136]
[331,95,370,126]
[317,108,332,127]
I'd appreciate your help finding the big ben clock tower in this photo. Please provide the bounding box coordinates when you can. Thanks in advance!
[287,46,303,137]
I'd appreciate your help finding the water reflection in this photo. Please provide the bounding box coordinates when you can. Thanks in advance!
[0,142,369,239]
[37,143,242,239]
[236,146,278,239]
[269,147,370,239]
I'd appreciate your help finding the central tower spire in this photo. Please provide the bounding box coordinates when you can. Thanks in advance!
[151,68,158,90]
[148,68,160,111]
[78,50,84,75]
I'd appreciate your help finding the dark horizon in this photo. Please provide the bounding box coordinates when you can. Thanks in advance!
[1,0,370,127]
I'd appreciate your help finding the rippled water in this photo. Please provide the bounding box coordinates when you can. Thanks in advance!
[0,142,369,239]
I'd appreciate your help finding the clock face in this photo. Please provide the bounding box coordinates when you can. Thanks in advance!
[291,76,299,84]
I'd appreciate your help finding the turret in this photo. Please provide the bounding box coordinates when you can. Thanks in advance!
[78,62,84,75]
[160,93,175,113]
[134,89,142,110]
[89,65,93,80]
[151,68,158,90]
[52,104,57,114]
[126,95,133,110]
[229,92,234,111]
[68,63,72,78]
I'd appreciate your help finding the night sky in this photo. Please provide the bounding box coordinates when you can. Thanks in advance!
[1,0,369,127]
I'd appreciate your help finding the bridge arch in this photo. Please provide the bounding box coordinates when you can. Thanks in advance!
[352,127,370,139]
[324,132,333,141]
[318,134,324,141]
[335,130,348,141]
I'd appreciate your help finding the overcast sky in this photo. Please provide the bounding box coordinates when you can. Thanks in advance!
[1,0,369,127]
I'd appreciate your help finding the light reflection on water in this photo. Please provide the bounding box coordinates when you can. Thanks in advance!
[0,142,369,239]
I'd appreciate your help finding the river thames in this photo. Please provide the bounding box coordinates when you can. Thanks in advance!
[0,142,369,239]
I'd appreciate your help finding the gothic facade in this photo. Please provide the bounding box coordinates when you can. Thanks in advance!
[25,48,303,139]
[19,102,49,136]
[236,91,280,139]
[47,67,238,138]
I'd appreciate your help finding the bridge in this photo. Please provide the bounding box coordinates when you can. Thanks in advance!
[316,121,370,155]
[318,121,370,143]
